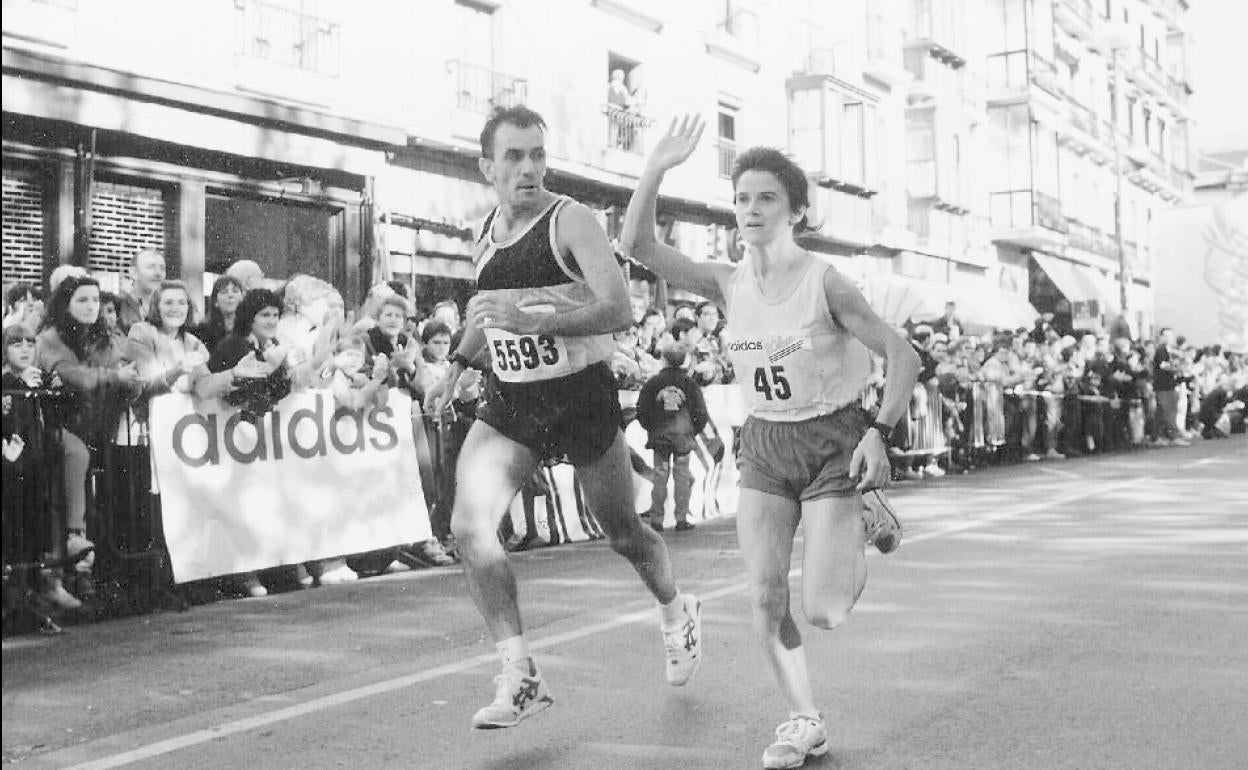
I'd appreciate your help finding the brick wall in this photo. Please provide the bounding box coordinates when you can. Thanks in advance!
[2,170,45,287]
[88,180,166,284]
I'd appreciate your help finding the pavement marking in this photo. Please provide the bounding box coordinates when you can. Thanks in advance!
[59,476,1147,770]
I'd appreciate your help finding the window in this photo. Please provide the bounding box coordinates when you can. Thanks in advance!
[988,104,1034,228]
[1157,119,1167,159]
[447,0,526,114]
[1126,96,1136,138]
[841,102,878,189]
[1142,108,1151,147]
[907,123,935,198]
[717,102,739,179]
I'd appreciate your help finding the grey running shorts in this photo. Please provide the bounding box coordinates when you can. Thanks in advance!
[737,404,868,502]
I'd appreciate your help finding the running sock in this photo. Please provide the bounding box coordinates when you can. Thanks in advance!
[775,645,819,717]
[496,636,532,670]
[658,592,686,627]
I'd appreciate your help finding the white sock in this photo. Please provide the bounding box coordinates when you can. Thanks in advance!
[775,645,819,718]
[496,636,531,670]
[658,592,685,627]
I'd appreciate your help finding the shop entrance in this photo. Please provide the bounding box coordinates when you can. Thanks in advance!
[205,194,344,287]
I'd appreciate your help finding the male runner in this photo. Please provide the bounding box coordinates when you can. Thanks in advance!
[427,106,703,730]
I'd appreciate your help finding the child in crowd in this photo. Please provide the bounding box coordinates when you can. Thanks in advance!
[327,335,390,411]
[636,341,708,533]
[2,326,82,610]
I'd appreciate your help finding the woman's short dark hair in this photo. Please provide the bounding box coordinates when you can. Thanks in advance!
[233,288,283,336]
[669,317,697,342]
[731,147,811,231]
[99,290,121,315]
[480,105,546,159]
[143,280,198,335]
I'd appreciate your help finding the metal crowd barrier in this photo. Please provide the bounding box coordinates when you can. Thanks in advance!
[892,382,950,459]
[2,389,71,634]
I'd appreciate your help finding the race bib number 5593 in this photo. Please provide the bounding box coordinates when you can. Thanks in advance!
[484,328,571,383]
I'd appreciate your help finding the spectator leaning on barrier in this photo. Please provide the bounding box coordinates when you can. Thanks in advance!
[117,249,167,334]
[124,280,213,423]
[37,275,143,599]
[205,288,293,423]
[637,340,709,533]
[277,275,342,391]
[365,295,422,399]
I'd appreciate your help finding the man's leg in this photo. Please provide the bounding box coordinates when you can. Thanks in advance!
[449,420,538,644]
[449,421,556,729]
[579,431,678,602]
[578,431,702,685]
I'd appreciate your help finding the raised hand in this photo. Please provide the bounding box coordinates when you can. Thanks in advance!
[646,115,706,173]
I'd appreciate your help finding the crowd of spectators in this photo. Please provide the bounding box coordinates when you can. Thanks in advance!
[3,254,1245,629]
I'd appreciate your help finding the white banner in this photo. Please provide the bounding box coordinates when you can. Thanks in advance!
[149,389,431,583]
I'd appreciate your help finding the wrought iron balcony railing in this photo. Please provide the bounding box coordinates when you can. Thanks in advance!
[235,0,340,76]
[446,60,528,115]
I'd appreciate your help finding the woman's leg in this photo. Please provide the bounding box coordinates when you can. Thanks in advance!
[799,494,869,629]
[736,488,815,715]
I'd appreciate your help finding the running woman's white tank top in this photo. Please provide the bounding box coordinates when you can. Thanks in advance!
[722,254,871,422]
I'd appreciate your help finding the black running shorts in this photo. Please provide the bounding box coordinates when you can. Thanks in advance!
[737,404,868,502]
[476,361,622,465]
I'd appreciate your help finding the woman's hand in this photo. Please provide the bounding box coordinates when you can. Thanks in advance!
[116,361,141,387]
[646,115,706,173]
[18,366,43,388]
[232,355,274,380]
[370,353,390,383]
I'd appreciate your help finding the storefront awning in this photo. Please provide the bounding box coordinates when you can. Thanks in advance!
[1032,253,1119,314]
[861,275,1038,333]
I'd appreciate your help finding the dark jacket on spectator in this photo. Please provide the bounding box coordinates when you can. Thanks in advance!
[637,364,709,454]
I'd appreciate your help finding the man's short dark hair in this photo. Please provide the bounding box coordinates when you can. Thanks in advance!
[480,105,547,159]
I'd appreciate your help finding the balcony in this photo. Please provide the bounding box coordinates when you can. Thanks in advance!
[989,189,1068,247]
[790,20,836,76]
[705,7,761,72]
[446,60,527,115]
[602,103,652,155]
[905,0,966,68]
[985,50,1068,125]
[864,14,910,85]
[1053,0,1096,44]
[717,139,737,179]
[235,0,340,76]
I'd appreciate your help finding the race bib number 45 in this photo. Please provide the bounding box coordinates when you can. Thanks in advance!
[484,328,571,383]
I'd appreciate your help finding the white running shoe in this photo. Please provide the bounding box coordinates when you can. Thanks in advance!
[471,662,554,729]
[661,593,703,686]
[762,713,829,769]
[862,489,903,554]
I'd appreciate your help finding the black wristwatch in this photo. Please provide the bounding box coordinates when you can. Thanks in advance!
[868,421,894,445]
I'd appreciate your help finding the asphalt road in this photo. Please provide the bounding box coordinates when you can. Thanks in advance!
[4,436,1247,770]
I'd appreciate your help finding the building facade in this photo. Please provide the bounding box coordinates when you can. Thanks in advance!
[2,0,1194,332]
